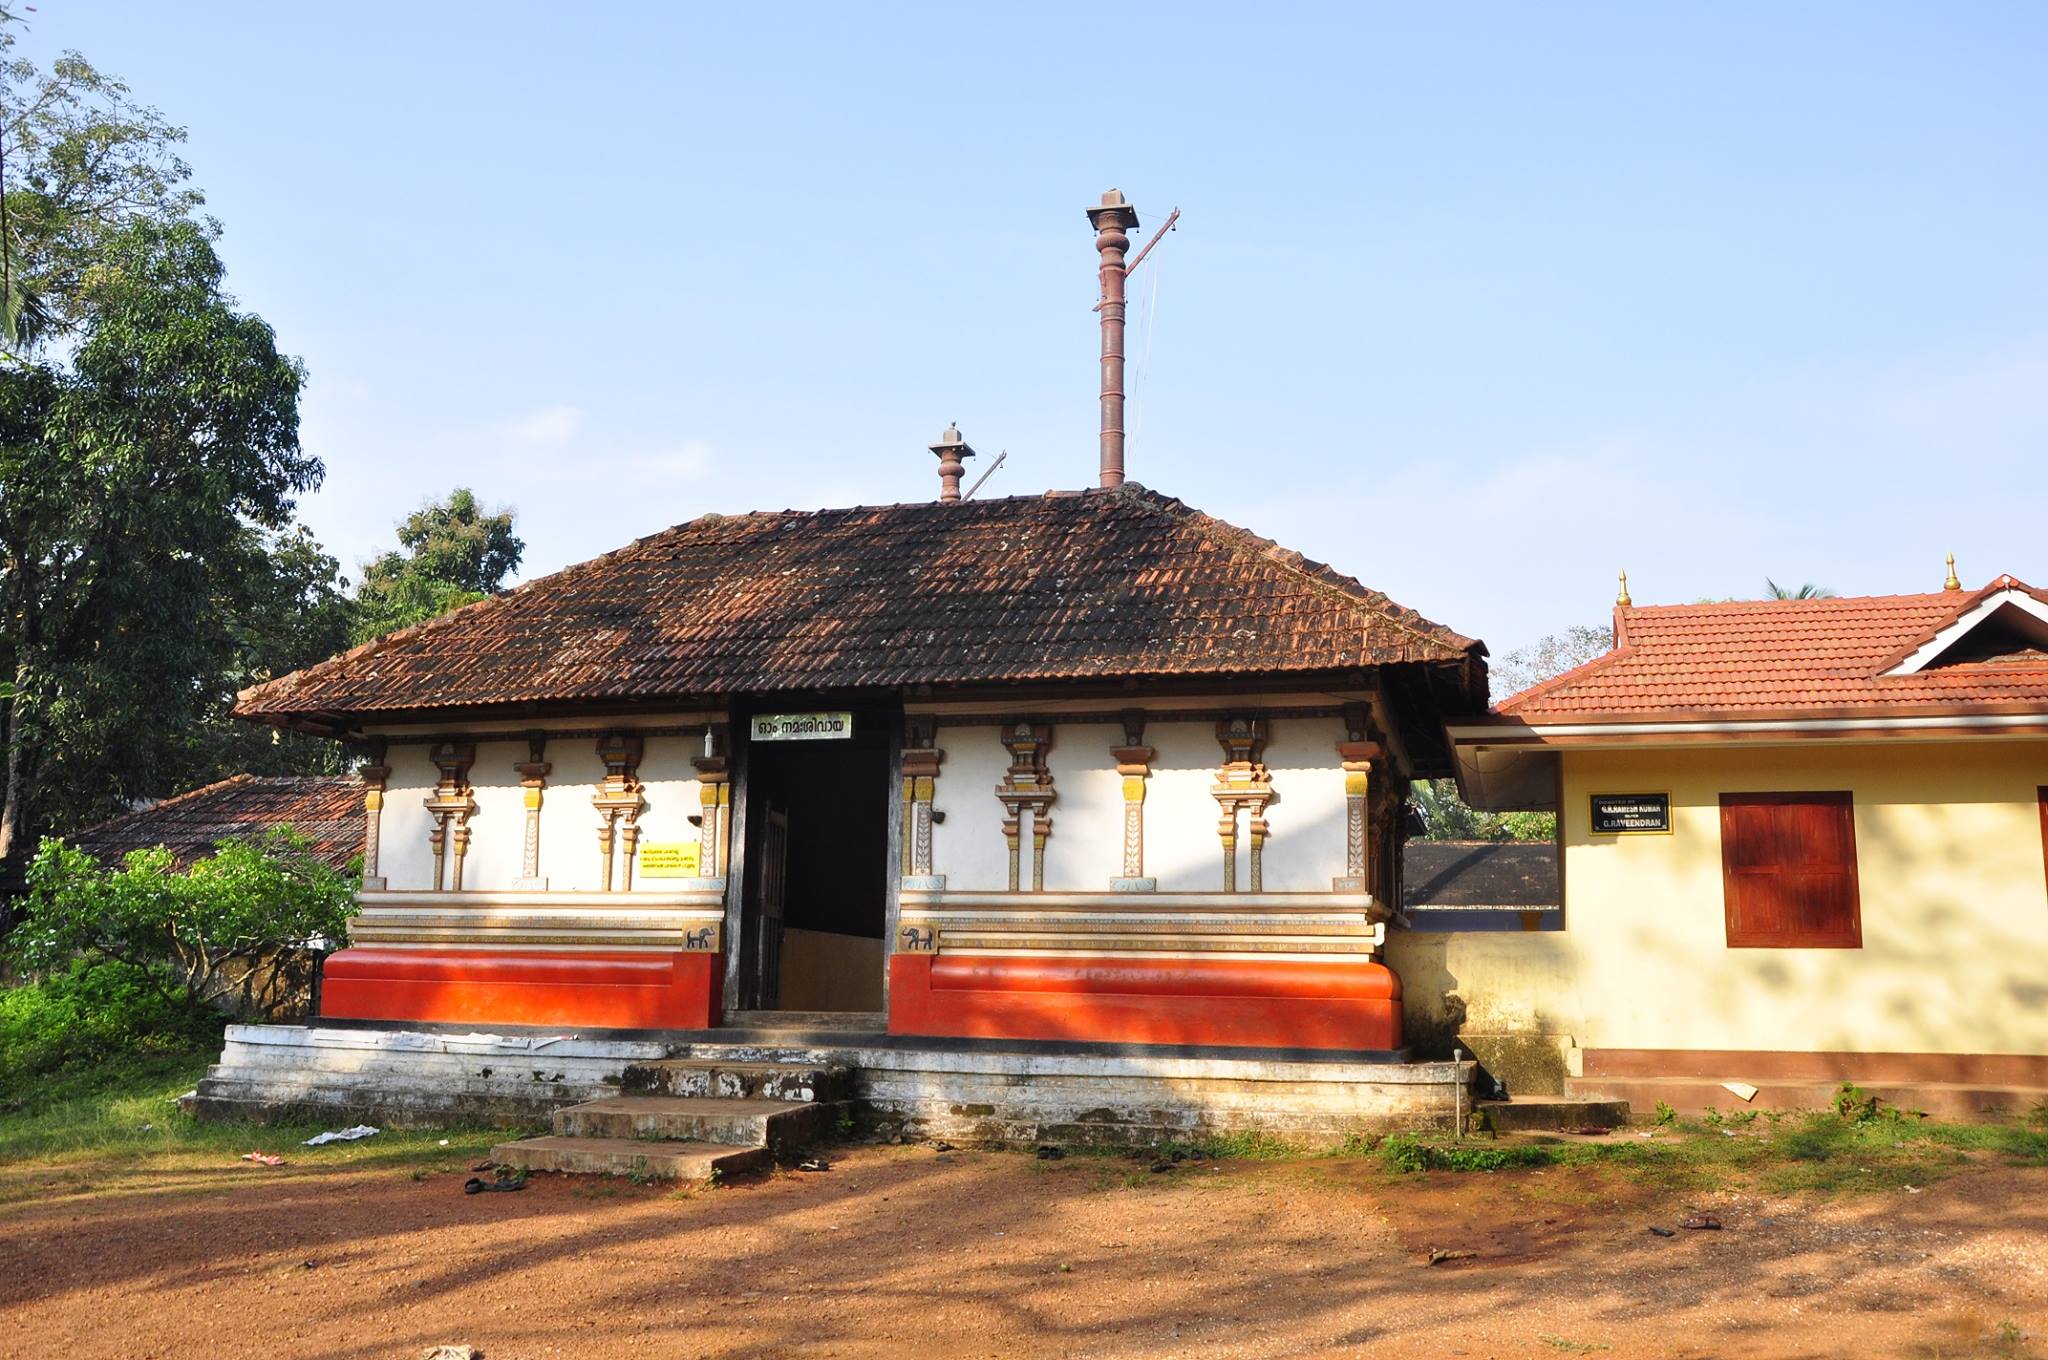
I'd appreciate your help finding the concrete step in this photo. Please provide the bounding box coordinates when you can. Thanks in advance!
[1568,1075,2048,1121]
[725,1010,886,1033]
[1470,1096,1630,1133]
[491,1135,768,1181]
[623,1059,853,1103]
[552,1095,834,1152]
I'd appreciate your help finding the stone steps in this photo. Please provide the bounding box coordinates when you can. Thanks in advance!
[550,1094,831,1151]
[488,1135,768,1181]
[624,1059,854,1103]
[724,1010,887,1034]
[1568,1075,2048,1121]
[491,1055,845,1182]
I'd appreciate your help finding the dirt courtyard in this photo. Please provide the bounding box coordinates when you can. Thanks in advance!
[1,1141,2042,1360]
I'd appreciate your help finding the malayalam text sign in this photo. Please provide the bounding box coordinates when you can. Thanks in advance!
[751,712,854,742]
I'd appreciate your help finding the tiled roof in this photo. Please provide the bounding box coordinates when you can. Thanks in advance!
[68,775,363,870]
[1496,578,2048,720]
[237,485,1481,722]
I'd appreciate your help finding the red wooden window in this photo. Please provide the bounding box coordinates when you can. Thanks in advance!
[1719,792,1862,948]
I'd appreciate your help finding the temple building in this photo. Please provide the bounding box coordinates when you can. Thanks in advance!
[235,480,1485,1053]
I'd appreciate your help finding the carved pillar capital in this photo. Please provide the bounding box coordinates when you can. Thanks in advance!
[996,721,1055,892]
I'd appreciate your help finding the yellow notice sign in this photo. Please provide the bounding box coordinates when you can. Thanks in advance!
[639,842,701,877]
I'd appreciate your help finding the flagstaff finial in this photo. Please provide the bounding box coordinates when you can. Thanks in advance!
[1616,570,1632,607]
[1943,552,1961,592]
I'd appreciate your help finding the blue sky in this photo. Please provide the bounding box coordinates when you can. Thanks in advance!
[19,3,2048,656]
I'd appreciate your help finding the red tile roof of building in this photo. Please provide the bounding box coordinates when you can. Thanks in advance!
[1496,577,2048,721]
[236,485,1482,724]
[68,774,363,870]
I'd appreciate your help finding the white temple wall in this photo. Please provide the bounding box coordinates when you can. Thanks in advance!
[928,725,1010,889]
[372,732,706,893]
[926,716,1352,894]
[378,744,440,892]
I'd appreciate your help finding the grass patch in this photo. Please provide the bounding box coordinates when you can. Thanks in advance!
[0,1049,518,1190]
[1155,1130,1303,1161]
[1347,1112,2048,1194]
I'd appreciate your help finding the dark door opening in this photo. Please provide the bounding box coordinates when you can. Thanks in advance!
[737,710,892,1012]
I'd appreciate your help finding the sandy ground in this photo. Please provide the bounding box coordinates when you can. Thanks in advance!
[1,1143,2042,1360]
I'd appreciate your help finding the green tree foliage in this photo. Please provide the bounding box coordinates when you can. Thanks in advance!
[0,10,206,348]
[351,487,524,643]
[0,220,323,857]
[13,828,357,1019]
[0,34,354,869]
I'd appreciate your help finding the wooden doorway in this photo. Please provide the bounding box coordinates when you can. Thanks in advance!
[729,705,895,1014]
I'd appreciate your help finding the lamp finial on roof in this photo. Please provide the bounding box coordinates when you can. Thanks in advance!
[1943,552,1961,592]
[931,423,975,503]
[1616,570,1631,607]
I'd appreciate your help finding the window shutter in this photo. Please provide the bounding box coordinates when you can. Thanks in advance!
[1719,792,1861,948]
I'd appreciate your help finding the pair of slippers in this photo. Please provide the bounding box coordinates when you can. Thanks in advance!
[464,1172,527,1194]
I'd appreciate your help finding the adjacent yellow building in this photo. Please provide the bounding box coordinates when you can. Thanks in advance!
[1423,571,2048,1114]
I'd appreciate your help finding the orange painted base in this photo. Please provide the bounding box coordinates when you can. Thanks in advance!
[320,948,722,1029]
[888,954,1402,1051]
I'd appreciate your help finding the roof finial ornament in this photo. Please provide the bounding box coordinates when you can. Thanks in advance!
[931,422,975,503]
[1943,552,1961,592]
[1616,569,1632,607]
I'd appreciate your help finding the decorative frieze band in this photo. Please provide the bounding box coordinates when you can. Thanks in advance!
[899,889,1386,958]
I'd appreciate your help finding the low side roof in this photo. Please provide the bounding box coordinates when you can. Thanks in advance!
[1493,576,2048,722]
[237,484,1483,725]
[68,774,364,870]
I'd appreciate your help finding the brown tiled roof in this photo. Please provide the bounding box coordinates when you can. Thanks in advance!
[237,485,1481,723]
[68,775,363,870]
[1496,577,2048,721]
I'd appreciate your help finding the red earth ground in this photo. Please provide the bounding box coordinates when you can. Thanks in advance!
[1,1143,2042,1359]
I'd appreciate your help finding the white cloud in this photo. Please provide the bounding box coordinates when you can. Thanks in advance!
[499,404,587,446]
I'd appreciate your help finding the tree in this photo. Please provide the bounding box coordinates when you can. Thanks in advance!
[0,219,316,861]
[351,488,523,643]
[0,10,207,347]
[1765,579,1837,600]
[1490,623,1613,700]
[13,828,357,1019]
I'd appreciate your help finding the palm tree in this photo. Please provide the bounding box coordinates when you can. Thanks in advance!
[1765,579,1837,600]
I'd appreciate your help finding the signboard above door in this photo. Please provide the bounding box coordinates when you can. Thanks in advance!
[1590,792,1671,835]
[751,712,854,742]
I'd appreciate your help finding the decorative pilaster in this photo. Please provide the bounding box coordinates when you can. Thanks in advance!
[691,724,731,882]
[996,721,1055,892]
[1110,709,1156,891]
[900,716,946,889]
[1334,704,1383,894]
[358,746,390,891]
[423,741,477,892]
[512,731,552,891]
[1211,717,1271,894]
[592,733,645,892]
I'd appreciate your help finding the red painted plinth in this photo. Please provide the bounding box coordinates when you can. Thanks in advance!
[320,947,721,1029]
[888,954,1402,1051]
